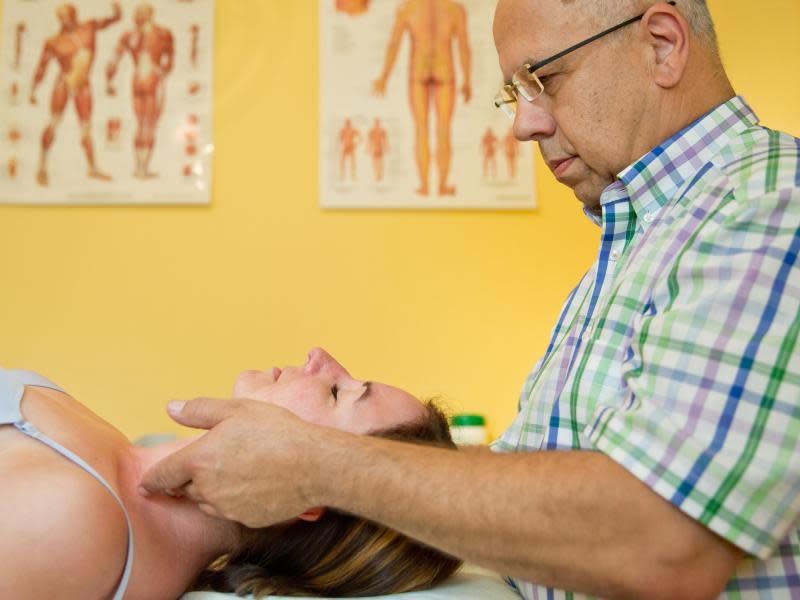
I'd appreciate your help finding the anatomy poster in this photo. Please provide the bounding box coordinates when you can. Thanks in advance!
[0,0,213,205]
[320,0,536,210]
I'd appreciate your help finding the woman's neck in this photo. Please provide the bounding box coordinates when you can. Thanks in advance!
[116,438,240,597]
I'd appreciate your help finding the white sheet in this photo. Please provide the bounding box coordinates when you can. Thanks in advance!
[181,566,521,600]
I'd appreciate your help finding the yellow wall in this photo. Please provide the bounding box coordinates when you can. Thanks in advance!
[1,1,798,440]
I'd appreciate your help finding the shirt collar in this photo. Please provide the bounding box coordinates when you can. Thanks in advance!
[588,96,759,228]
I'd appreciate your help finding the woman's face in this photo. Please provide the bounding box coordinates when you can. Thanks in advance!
[233,348,426,434]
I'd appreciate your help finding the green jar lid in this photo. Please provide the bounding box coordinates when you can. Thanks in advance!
[450,414,486,426]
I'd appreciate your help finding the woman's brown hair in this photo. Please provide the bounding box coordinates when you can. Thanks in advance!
[190,400,463,597]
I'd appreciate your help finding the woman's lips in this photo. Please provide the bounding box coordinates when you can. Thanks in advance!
[548,156,576,178]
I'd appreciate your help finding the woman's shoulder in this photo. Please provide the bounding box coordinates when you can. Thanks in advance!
[0,455,129,599]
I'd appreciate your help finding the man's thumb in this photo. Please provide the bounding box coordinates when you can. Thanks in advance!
[167,400,186,417]
[166,397,232,430]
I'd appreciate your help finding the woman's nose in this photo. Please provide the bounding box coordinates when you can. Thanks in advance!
[304,347,347,377]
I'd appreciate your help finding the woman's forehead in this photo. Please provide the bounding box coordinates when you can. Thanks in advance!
[349,383,425,433]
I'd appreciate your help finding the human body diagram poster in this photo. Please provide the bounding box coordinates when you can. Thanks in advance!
[320,0,535,210]
[0,0,213,205]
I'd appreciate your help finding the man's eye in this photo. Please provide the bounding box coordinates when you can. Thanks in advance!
[331,384,339,400]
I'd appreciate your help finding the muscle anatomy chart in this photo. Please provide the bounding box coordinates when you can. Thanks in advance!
[0,0,214,205]
[320,0,535,209]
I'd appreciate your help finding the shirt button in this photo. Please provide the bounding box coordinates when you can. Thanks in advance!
[610,250,621,261]
[643,212,654,223]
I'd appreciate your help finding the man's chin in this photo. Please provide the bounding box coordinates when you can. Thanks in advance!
[571,183,602,214]
[552,162,605,213]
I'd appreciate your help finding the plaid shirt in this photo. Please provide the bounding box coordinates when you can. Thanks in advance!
[493,97,800,599]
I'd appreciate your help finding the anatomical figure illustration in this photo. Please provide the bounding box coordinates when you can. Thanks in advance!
[14,22,26,70]
[106,3,174,179]
[481,126,497,180]
[29,2,122,186]
[190,24,199,68]
[366,118,389,182]
[373,0,472,197]
[338,118,362,182]
[503,127,519,180]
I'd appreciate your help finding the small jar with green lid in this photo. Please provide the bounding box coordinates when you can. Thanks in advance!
[449,414,488,445]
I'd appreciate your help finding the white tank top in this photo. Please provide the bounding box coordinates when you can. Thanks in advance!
[0,368,133,600]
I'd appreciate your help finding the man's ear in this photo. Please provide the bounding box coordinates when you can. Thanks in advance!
[297,506,327,522]
[642,2,690,89]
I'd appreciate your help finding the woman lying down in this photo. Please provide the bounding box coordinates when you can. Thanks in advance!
[0,347,461,599]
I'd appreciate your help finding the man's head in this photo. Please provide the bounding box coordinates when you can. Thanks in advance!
[560,0,719,47]
[493,0,733,211]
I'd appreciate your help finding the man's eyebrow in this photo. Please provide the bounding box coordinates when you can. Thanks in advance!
[356,381,372,402]
[529,50,575,76]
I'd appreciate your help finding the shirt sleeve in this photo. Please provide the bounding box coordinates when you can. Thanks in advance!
[587,186,800,559]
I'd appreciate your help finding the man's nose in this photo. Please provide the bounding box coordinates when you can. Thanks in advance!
[513,96,556,142]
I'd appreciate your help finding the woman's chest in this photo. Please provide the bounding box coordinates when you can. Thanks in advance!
[1,387,129,488]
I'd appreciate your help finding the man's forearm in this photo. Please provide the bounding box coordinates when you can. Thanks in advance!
[139,398,742,598]
[311,434,741,600]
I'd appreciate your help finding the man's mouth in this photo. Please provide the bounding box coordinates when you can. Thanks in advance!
[547,156,577,178]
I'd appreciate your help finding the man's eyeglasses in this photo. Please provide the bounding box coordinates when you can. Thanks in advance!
[494,1,677,119]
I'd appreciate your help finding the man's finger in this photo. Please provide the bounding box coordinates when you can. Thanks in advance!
[198,502,223,519]
[182,481,204,504]
[166,397,239,430]
[139,441,201,495]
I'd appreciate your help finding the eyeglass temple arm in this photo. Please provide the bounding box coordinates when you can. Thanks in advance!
[528,0,677,73]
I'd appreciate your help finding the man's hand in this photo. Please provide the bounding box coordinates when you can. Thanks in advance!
[139,397,327,528]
